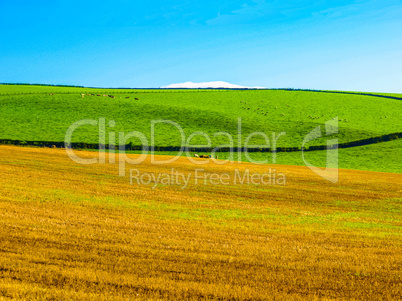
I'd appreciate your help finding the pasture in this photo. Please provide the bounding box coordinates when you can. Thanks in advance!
[1,85,401,148]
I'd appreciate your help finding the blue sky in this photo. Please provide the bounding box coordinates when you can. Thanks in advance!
[1,0,401,92]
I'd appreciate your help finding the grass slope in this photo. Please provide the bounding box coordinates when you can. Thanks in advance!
[0,146,401,300]
[1,85,401,148]
[114,138,402,173]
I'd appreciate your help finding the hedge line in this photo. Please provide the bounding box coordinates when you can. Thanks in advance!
[0,132,400,153]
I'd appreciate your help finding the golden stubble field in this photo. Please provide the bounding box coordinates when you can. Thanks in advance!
[0,146,401,300]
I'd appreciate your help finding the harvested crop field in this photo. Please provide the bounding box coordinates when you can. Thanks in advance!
[0,146,401,300]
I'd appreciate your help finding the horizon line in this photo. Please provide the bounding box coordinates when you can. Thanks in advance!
[0,82,351,91]
[1,83,401,98]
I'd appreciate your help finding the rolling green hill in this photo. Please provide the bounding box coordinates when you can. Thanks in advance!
[1,85,400,150]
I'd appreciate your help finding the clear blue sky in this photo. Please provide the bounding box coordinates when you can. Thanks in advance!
[1,1,401,92]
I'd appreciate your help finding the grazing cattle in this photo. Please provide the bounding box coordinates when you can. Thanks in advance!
[135,98,139,100]
[194,154,199,158]
[97,94,101,96]
[125,97,130,98]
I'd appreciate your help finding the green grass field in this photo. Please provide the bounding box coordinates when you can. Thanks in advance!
[1,85,400,147]
[0,84,401,173]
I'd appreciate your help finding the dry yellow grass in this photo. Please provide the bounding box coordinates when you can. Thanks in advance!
[0,146,401,300]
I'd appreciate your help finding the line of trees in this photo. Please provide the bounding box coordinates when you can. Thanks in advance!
[0,83,85,88]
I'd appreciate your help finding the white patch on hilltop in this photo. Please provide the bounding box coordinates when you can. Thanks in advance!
[161,81,265,89]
